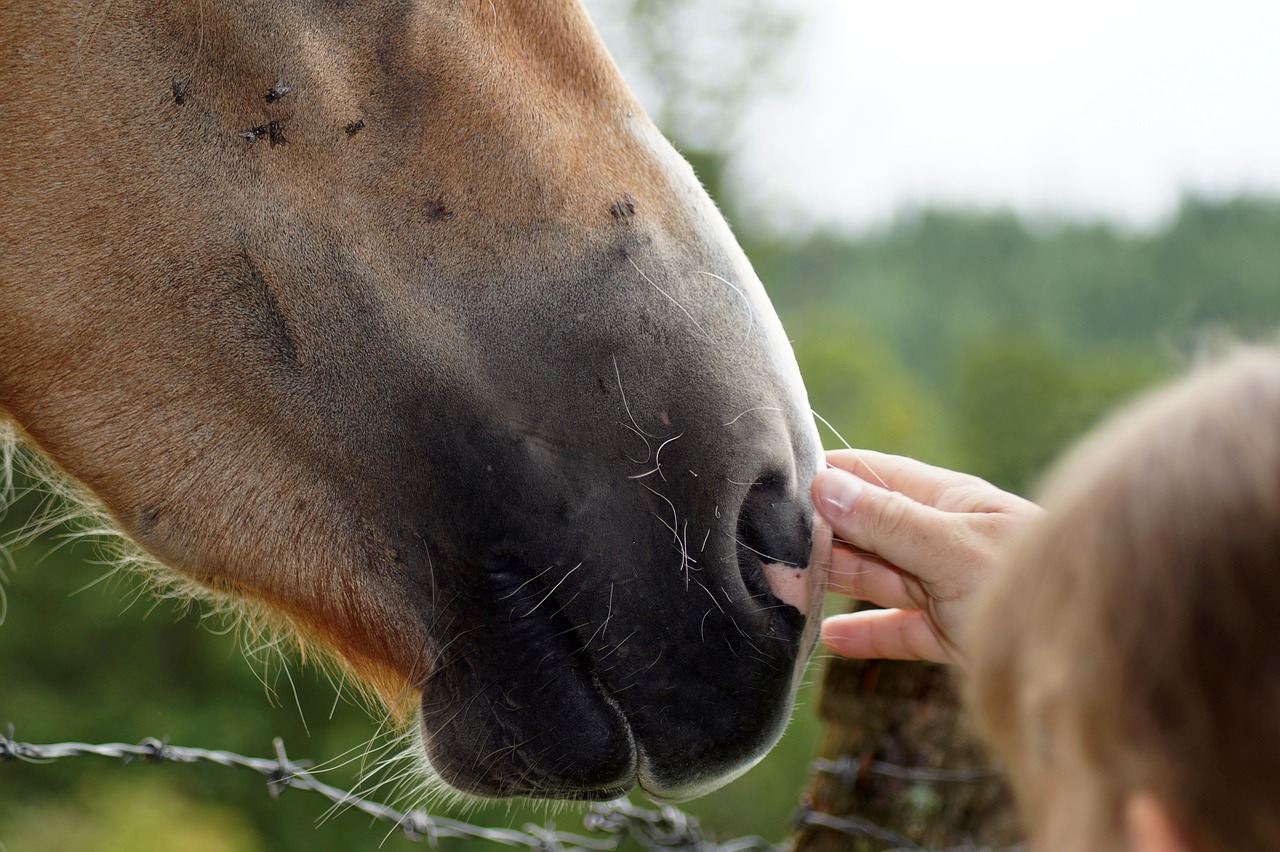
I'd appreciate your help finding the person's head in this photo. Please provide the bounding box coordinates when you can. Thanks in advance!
[967,344,1280,852]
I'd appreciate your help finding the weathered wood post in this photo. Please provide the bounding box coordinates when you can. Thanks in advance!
[792,606,1022,851]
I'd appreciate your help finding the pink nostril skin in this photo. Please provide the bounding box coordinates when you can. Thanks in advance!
[760,514,832,615]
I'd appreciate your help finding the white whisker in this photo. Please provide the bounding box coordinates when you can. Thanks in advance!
[627,255,712,341]
[692,269,756,352]
[521,562,584,618]
[812,409,891,489]
[612,355,655,462]
[723,406,783,427]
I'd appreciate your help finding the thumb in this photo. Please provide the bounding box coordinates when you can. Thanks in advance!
[812,467,954,584]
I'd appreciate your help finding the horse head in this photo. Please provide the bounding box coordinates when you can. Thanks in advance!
[0,0,830,800]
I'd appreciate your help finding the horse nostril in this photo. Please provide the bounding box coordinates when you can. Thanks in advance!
[734,474,813,612]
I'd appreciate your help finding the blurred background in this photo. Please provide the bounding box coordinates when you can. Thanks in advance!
[4,0,1280,848]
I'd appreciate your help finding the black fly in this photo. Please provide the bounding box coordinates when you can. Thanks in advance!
[264,80,293,103]
[344,118,366,136]
[172,78,190,105]
[609,194,637,220]
[239,124,268,146]
[238,122,286,148]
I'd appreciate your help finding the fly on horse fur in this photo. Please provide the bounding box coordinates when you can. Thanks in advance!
[264,79,293,104]
[0,0,831,802]
[239,124,269,146]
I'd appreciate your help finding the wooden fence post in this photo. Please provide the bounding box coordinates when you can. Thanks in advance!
[792,610,1022,851]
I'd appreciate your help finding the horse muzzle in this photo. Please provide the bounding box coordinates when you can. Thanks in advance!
[410,414,829,801]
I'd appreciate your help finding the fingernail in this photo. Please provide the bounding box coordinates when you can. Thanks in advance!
[817,469,863,517]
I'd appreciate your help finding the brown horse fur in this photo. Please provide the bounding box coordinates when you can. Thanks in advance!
[1,0,828,800]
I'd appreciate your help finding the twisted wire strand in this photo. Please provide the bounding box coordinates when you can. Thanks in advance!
[0,727,736,850]
[0,726,1015,851]
[809,756,1000,785]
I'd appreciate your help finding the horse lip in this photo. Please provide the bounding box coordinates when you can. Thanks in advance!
[627,567,829,804]
[415,553,642,798]
[431,525,827,799]
[476,564,670,799]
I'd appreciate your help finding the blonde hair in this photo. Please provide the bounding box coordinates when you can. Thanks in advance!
[967,345,1280,851]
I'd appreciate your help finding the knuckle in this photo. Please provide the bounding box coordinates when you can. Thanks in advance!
[871,492,915,539]
[965,513,1018,560]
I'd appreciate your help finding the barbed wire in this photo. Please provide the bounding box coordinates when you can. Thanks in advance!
[0,725,1016,851]
[790,806,1028,852]
[792,809,923,850]
[800,758,1023,852]
[809,756,1000,785]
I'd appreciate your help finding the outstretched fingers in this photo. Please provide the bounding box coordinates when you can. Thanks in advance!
[821,608,954,665]
[825,448,974,506]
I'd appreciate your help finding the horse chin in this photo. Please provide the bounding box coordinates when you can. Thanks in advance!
[633,539,830,804]
[416,633,808,801]
[416,636,639,800]
[413,527,829,802]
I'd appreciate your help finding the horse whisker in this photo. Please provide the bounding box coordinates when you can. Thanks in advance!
[723,406,783,427]
[812,409,891,489]
[692,269,756,353]
[627,255,712,341]
[520,562,584,618]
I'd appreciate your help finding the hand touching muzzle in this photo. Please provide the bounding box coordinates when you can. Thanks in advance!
[813,449,1043,665]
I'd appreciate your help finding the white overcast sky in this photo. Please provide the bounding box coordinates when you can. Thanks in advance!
[603,1,1280,234]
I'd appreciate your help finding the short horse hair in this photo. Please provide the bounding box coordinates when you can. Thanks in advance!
[967,344,1280,851]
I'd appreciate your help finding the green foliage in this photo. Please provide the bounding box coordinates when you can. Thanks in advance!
[585,0,798,153]
[4,777,263,852]
[948,333,1167,492]
[789,312,953,464]
[760,195,1280,493]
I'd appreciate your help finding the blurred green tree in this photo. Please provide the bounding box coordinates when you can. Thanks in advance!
[949,332,1168,493]
[584,0,798,212]
[3,777,263,852]
[787,312,954,464]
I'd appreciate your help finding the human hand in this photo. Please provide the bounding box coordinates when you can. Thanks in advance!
[813,449,1042,666]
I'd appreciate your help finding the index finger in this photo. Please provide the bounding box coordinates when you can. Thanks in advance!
[825,448,1003,512]
[813,467,963,586]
